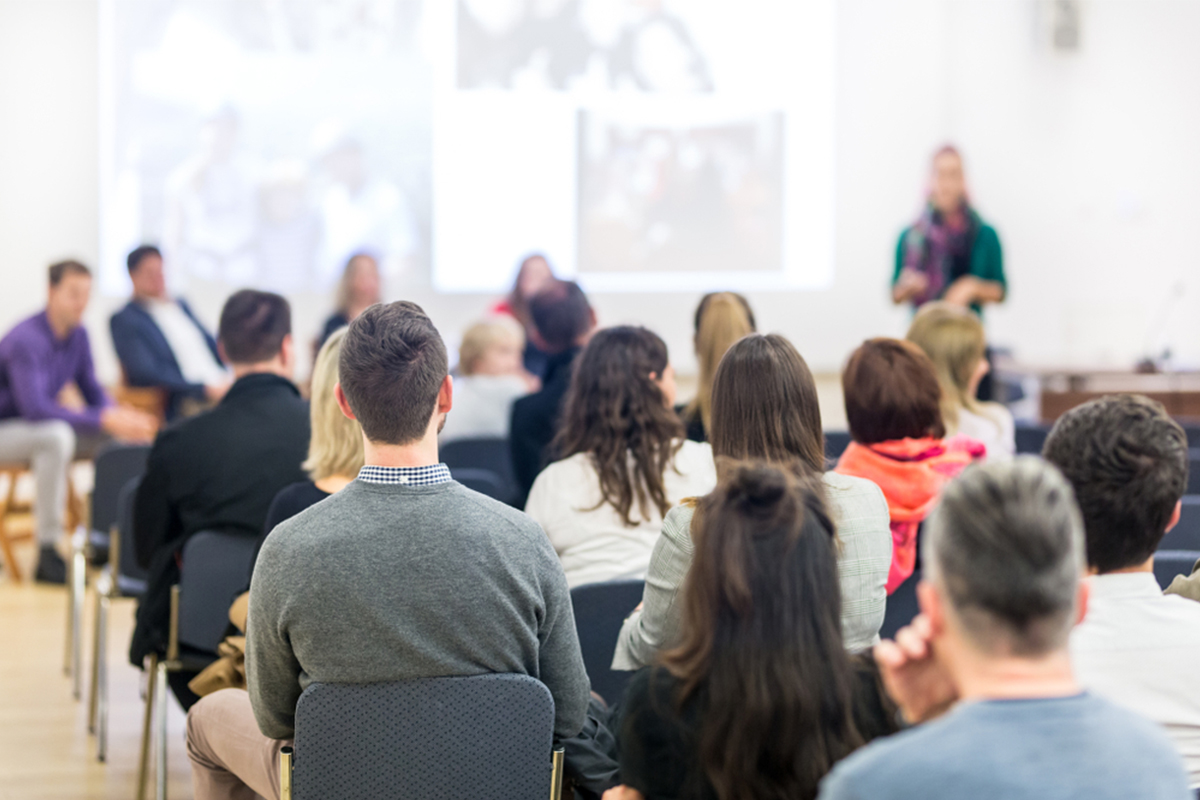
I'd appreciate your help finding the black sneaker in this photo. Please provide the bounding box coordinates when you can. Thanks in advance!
[35,547,67,585]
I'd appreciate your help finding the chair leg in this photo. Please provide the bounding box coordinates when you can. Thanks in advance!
[69,531,86,700]
[137,654,158,800]
[280,746,294,800]
[551,747,564,800]
[155,659,169,800]
[95,592,110,762]
[0,469,24,583]
[88,579,103,733]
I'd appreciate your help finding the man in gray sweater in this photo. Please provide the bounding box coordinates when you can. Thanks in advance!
[186,301,590,800]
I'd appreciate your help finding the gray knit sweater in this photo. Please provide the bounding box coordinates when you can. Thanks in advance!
[246,479,590,741]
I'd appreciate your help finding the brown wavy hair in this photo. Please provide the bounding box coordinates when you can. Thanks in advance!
[552,326,685,526]
[661,461,863,800]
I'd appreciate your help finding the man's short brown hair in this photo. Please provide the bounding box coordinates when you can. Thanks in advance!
[49,260,91,286]
[218,290,291,364]
[339,301,449,445]
[843,338,945,444]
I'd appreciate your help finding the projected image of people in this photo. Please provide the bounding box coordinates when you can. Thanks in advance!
[457,0,714,92]
[578,112,783,275]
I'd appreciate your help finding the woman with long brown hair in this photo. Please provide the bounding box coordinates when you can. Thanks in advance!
[678,292,756,442]
[606,463,896,800]
[613,333,891,669]
[524,326,717,588]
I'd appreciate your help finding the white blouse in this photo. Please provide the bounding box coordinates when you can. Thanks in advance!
[524,440,717,589]
[956,403,1016,462]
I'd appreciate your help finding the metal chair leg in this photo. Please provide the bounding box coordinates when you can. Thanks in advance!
[280,746,294,800]
[155,657,169,800]
[69,529,86,699]
[96,591,110,762]
[88,574,103,733]
[137,654,158,800]
[550,747,564,800]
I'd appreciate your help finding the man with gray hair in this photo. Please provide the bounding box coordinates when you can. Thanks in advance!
[818,458,1190,800]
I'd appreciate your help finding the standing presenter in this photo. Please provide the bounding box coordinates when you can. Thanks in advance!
[892,146,1005,314]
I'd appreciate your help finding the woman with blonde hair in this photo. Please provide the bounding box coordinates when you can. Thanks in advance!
[440,316,535,442]
[317,252,381,349]
[678,292,756,442]
[906,301,1015,461]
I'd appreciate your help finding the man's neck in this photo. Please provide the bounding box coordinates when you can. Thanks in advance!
[134,292,168,305]
[1090,556,1154,576]
[949,643,1080,703]
[231,362,290,381]
[45,312,75,340]
[363,435,439,469]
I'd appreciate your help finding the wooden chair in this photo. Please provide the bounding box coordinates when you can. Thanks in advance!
[0,464,35,581]
[111,385,168,426]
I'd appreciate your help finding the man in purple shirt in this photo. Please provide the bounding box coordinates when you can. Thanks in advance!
[0,260,156,583]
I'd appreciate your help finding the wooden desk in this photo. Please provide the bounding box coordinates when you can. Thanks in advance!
[1036,370,1200,422]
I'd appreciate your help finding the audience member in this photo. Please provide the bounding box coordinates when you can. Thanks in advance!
[510,280,597,505]
[835,338,983,594]
[818,458,1191,800]
[906,302,1014,460]
[253,327,364,571]
[316,252,380,349]
[110,244,230,419]
[0,260,156,583]
[677,292,755,442]
[493,253,557,378]
[614,334,891,669]
[185,301,589,800]
[1043,395,1200,787]
[525,326,716,588]
[607,463,897,800]
[439,316,534,442]
[130,290,309,709]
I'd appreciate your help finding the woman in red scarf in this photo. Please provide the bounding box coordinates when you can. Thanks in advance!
[835,338,984,593]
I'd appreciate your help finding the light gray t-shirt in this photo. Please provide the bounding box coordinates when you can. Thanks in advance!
[819,693,1191,800]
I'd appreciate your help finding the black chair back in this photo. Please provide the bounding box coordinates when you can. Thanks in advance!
[880,571,921,640]
[570,579,644,705]
[178,531,258,654]
[1153,550,1200,591]
[91,443,151,536]
[115,476,147,596]
[1169,497,1200,552]
[1014,424,1052,455]
[441,437,517,501]
[451,468,510,502]
[1187,448,1200,496]
[825,431,851,464]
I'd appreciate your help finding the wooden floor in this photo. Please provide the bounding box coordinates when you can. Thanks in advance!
[0,540,194,800]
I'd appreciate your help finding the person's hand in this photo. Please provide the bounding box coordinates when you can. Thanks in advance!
[205,379,233,403]
[602,786,645,800]
[873,614,958,725]
[101,405,158,443]
[893,268,929,303]
[943,275,980,307]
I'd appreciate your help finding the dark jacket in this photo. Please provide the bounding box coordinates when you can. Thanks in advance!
[110,299,222,419]
[509,347,580,507]
[129,373,310,666]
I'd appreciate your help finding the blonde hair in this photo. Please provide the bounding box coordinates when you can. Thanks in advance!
[458,317,524,376]
[303,327,365,481]
[905,302,987,434]
[685,293,755,433]
[335,253,377,316]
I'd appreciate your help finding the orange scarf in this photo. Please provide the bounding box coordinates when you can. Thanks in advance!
[835,436,983,593]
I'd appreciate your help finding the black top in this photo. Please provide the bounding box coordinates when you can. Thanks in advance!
[317,311,350,350]
[615,658,897,800]
[250,480,331,577]
[509,347,580,506]
[675,404,706,444]
[129,373,310,665]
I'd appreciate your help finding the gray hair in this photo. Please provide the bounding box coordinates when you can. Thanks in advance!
[923,457,1085,657]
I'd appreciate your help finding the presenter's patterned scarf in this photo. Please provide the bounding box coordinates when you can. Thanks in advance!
[901,203,980,306]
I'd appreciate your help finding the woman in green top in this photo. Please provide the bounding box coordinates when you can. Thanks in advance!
[892,146,1005,314]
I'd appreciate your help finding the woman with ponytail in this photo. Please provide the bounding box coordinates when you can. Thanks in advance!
[605,462,897,800]
[678,292,756,442]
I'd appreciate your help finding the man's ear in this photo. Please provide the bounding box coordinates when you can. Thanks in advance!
[437,374,453,414]
[279,333,295,370]
[217,340,228,365]
[917,578,944,637]
[1165,499,1183,534]
[335,383,357,421]
[1075,579,1091,626]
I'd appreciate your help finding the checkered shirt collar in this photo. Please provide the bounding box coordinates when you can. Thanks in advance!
[356,464,453,487]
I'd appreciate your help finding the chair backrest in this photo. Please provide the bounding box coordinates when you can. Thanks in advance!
[1187,448,1200,496]
[1153,550,1200,591]
[178,530,259,653]
[570,579,644,704]
[441,437,516,499]
[880,571,922,641]
[91,443,151,536]
[1168,497,1200,552]
[115,476,147,594]
[450,467,510,502]
[1014,423,1052,455]
[292,674,555,800]
[825,431,851,464]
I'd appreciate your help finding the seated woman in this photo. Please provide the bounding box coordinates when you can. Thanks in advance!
[524,326,716,588]
[834,338,983,594]
[439,316,536,442]
[317,252,380,350]
[492,253,557,379]
[677,292,756,443]
[614,334,891,669]
[906,302,1015,461]
[607,463,897,800]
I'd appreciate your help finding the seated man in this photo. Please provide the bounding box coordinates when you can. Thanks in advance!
[110,245,229,419]
[130,290,309,708]
[509,280,596,506]
[1044,395,1200,788]
[818,458,1190,800]
[0,260,156,583]
[185,301,589,800]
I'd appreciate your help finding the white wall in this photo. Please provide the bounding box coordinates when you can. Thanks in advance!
[1,0,1198,390]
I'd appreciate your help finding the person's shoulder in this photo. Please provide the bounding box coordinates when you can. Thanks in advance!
[0,313,50,353]
[1081,693,1188,756]
[822,471,888,514]
[109,301,142,326]
[672,439,714,472]
[450,481,546,537]
[819,714,953,797]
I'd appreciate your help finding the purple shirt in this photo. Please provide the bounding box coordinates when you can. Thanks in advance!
[0,312,111,432]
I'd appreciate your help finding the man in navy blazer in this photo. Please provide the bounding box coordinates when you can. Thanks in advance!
[110,245,230,419]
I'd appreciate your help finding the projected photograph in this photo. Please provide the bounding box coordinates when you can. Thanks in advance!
[101,0,431,296]
[577,111,784,275]
[456,0,714,92]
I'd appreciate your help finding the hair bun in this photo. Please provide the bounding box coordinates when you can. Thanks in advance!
[725,463,789,514]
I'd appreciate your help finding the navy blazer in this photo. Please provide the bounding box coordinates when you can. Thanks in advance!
[110,299,222,417]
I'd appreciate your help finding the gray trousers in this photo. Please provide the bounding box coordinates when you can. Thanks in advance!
[0,418,75,546]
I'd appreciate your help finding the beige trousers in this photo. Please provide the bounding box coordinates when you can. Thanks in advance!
[186,689,291,800]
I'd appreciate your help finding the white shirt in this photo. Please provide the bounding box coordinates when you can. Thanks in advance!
[1071,571,1200,787]
[440,375,529,442]
[956,403,1015,462]
[525,439,717,589]
[145,300,227,386]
